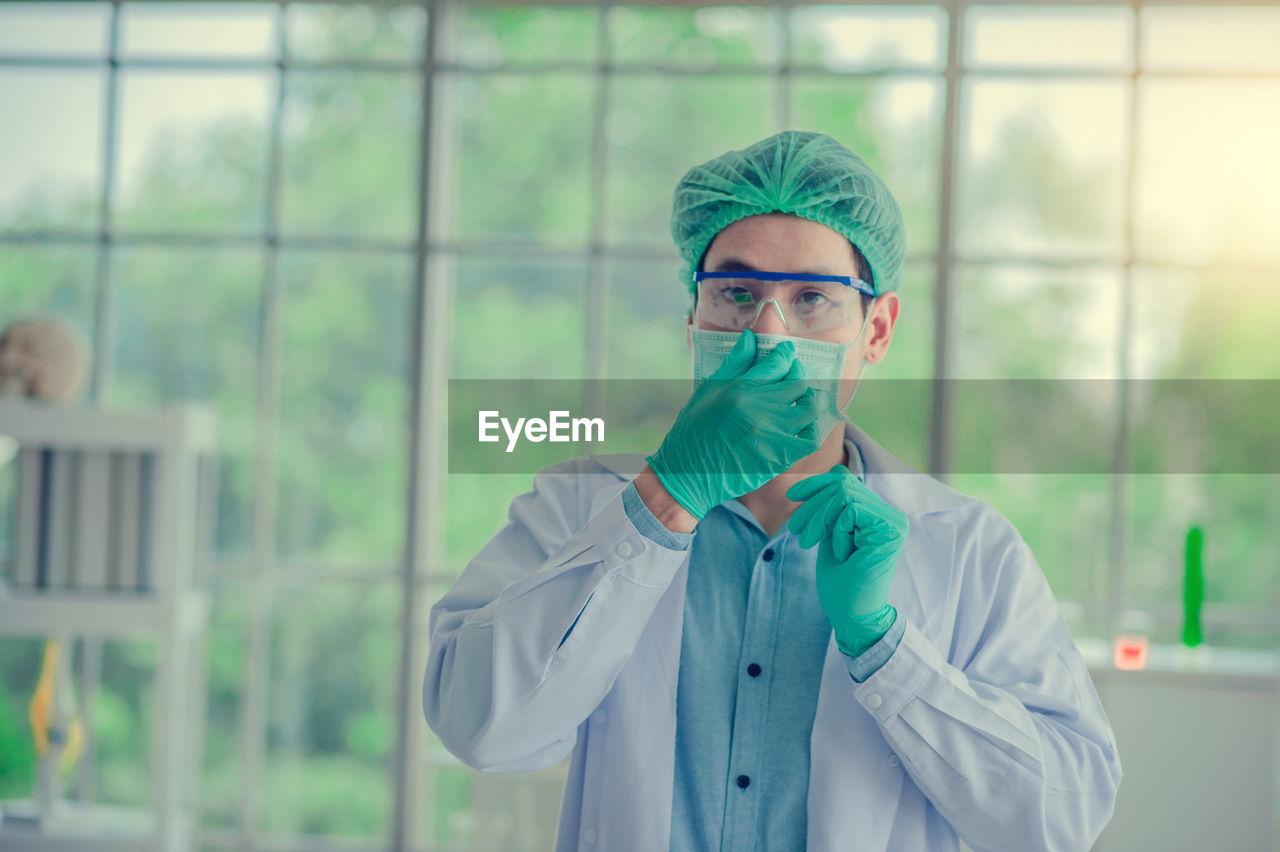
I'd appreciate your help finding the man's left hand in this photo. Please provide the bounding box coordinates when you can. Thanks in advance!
[787,465,909,658]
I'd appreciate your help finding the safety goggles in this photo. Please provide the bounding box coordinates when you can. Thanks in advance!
[694,270,873,335]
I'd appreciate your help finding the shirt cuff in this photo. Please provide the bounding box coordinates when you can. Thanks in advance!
[621,481,694,552]
[843,611,906,683]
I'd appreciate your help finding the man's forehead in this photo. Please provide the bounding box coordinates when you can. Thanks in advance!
[708,257,847,278]
[708,211,853,246]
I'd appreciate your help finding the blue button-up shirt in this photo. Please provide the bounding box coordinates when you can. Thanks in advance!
[621,440,905,852]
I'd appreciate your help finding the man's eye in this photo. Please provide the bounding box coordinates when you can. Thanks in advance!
[795,290,831,309]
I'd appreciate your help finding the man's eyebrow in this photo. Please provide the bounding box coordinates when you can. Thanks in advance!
[708,258,845,277]
[708,258,760,273]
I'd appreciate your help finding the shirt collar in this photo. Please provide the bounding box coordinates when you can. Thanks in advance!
[844,432,867,483]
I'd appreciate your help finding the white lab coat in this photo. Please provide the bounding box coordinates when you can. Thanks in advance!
[424,423,1121,852]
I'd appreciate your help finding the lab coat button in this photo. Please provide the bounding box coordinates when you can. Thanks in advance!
[615,541,633,558]
[582,828,597,844]
[866,693,883,709]
[592,710,607,725]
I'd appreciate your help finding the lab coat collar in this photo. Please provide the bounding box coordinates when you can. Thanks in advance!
[585,452,645,481]
[845,421,970,519]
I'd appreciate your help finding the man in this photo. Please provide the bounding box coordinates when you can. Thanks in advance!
[425,131,1121,851]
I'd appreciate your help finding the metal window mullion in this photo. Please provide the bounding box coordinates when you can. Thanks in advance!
[21,223,1280,278]
[74,0,124,808]
[238,4,288,846]
[0,55,104,68]
[11,57,1280,84]
[0,228,956,265]
[584,4,611,396]
[444,61,945,79]
[89,1,123,406]
[961,65,1280,81]
[0,55,942,77]
[931,0,965,479]
[395,1,447,848]
[776,0,793,130]
[0,55,424,73]
[1107,2,1145,642]
[0,230,416,252]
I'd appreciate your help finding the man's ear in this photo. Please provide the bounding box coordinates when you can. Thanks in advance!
[865,292,901,363]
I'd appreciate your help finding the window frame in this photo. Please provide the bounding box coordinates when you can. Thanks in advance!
[3,0,1280,848]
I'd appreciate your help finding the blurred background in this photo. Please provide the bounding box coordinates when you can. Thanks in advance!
[1,1,1278,850]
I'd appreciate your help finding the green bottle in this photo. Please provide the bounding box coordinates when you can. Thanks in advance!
[1182,526,1204,648]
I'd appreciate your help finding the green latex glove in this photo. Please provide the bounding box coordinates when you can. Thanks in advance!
[787,465,909,657]
[648,329,820,520]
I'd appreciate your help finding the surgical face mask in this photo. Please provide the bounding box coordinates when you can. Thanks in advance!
[691,311,872,442]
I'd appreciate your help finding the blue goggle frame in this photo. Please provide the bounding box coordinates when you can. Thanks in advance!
[695,270,874,298]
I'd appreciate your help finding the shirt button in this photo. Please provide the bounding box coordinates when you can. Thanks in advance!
[866,693,883,710]
[737,775,751,789]
[592,710,607,725]
[762,548,775,562]
[747,663,762,677]
[615,541,632,558]
[582,828,597,844]
[888,755,900,767]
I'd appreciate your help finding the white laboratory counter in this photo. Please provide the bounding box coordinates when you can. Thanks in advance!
[1081,641,1280,852]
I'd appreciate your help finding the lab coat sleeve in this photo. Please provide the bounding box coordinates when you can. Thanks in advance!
[849,541,1122,852]
[423,464,688,774]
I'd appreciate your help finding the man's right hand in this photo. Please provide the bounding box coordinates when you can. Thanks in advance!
[646,329,821,521]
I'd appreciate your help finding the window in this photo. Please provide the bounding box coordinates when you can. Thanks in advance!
[2,2,1277,848]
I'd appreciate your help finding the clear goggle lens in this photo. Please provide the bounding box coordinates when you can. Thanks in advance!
[695,272,867,335]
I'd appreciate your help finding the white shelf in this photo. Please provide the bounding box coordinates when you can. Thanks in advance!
[0,403,215,852]
[0,801,166,852]
[0,587,209,638]
[0,400,216,453]
[1082,638,1280,685]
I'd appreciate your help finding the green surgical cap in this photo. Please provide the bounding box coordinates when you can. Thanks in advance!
[670,130,906,296]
